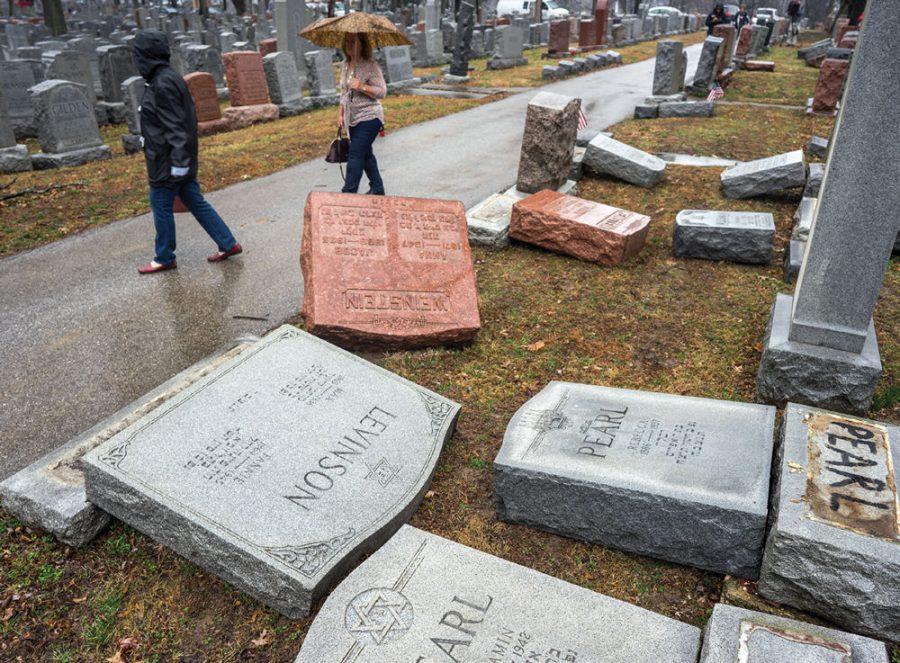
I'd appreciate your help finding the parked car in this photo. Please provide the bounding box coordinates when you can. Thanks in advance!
[496,0,569,21]
[756,7,779,20]
[647,6,684,20]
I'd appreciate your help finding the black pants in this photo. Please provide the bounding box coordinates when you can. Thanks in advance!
[342,118,384,195]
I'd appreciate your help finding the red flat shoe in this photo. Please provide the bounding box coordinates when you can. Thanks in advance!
[208,243,243,262]
[138,260,177,274]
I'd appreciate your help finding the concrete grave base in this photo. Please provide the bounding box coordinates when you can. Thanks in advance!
[96,100,127,124]
[441,73,469,84]
[645,92,687,104]
[121,133,143,155]
[222,103,279,129]
[658,101,714,118]
[305,93,340,109]
[756,294,881,414]
[804,162,824,197]
[486,56,528,69]
[0,339,255,547]
[465,192,516,249]
[198,118,233,136]
[31,145,112,170]
[758,403,900,642]
[0,144,32,173]
[700,603,889,662]
[783,239,804,283]
[633,104,659,119]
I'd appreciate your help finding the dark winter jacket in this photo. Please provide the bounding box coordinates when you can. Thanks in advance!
[132,30,199,187]
[787,1,802,20]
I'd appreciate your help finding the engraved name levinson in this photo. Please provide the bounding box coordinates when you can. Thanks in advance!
[344,289,450,313]
[806,413,898,541]
[283,406,397,510]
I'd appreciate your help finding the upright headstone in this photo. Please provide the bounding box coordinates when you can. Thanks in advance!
[448,1,474,78]
[120,75,145,154]
[301,192,481,349]
[185,72,231,135]
[0,87,32,172]
[223,50,270,106]
[262,50,304,114]
[0,60,38,137]
[295,525,702,662]
[652,40,684,95]
[757,1,898,414]
[379,46,414,85]
[47,50,95,100]
[274,0,308,81]
[687,36,723,94]
[29,79,112,168]
[487,24,526,69]
[711,23,735,74]
[547,19,569,54]
[97,44,137,102]
[304,49,336,97]
[82,326,460,618]
[811,57,849,112]
[183,44,226,87]
[424,0,439,31]
[516,91,580,193]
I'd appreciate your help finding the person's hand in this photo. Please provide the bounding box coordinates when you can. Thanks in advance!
[349,77,365,92]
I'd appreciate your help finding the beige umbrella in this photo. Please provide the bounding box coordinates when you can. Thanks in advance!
[300,12,413,49]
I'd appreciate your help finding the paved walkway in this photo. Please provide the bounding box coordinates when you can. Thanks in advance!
[0,45,701,479]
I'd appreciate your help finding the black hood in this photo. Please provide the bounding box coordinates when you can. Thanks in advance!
[132,30,171,81]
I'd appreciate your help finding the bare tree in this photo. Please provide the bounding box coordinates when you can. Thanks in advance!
[43,0,67,35]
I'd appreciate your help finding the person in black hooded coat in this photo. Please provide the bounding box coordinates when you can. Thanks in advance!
[132,30,242,274]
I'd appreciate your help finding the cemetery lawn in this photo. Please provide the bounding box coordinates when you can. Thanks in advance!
[713,44,821,106]
[2,59,897,661]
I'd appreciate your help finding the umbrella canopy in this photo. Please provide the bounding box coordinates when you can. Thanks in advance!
[300,12,413,49]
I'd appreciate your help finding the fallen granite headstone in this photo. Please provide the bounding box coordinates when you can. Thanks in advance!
[759,403,899,642]
[583,134,666,187]
[804,162,824,197]
[82,326,460,617]
[465,191,516,249]
[494,382,775,578]
[516,91,580,194]
[720,149,806,199]
[673,209,774,264]
[658,100,714,118]
[791,196,816,241]
[806,135,828,159]
[294,525,702,662]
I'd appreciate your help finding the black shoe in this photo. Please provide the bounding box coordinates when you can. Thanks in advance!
[365,189,385,196]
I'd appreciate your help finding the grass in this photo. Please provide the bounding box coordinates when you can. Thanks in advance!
[718,44,822,106]
[0,33,896,662]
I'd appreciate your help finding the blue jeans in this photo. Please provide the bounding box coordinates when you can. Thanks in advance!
[149,179,237,264]
[342,118,384,195]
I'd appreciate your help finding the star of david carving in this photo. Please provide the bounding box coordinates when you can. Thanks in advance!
[346,588,413,645]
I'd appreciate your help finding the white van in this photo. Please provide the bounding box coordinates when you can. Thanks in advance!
[496,0,570,21]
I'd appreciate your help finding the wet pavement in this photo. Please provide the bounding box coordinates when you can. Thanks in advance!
[0,45,701,479]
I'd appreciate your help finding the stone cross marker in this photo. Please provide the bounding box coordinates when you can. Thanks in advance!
[758,403,899,642]
[757,0,899,415]
[301,192,481,349]
[223,50,270,106]
[494,382,776,578]
[516,91,580,194]
[82,326,460,618]
[652,40,684,95]
[295,525,702,662]
[449,1,475,77]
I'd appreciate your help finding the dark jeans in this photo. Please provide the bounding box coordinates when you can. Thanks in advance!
[342,118,384,195]
[149,179,237,264]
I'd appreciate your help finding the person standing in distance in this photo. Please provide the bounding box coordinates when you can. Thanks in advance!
[787,0,802,46]
[131,30,242,274]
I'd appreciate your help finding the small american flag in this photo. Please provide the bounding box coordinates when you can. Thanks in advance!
[707,84,725,102]
[578,108,588,130]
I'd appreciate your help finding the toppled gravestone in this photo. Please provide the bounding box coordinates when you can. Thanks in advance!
[583,134,666,187]
[658,100,714,118]
[699,603,889,663]
[494,382,776,578]
[720,149,806,199]
[516,91,581,194]
[465,191,517,249]
[804,162,824,197]
[81,326,460,618]
[758,403,899,642]
[673,209,774,264]
[294,525,702,662]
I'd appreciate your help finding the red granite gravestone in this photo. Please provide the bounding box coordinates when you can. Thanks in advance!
[300,192,481,349]
[223,50,270,107]
[258,38,278,57]
[184,72,232,135]
[811,58,849,112]
[735,24,752,59]
[712,24,736,75]
[744,60,775,72]
[548,19,570,54]
[510,190,650,265]
[834,18,851,44]
[838,34,858,49]
[579,19,596,48]
[495,17,510,26]
[595,0,609,45]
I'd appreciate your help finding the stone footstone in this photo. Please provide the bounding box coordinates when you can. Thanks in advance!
[720,150,806,199]
[516,91,580,194]
[221,103,279,129]
[494,383,775,578]
[791,196,816,241]
[541,65,560,80]
[510,189,650,264]
[658,101,714,118]
[465,192,516,249]
[294,525,702,662]
[633,103,658,119]
[806,135,828,159]
[804,162,824,197]
[301,192,481,350]
[783,239,805,284]
[700,603,889,663]
[583,134,666,187]
[756,294,881,414]
[0,144,32,173]
[32,144,112,169]
[121,133,143,155]
[673,209,774,264]
[0,341,253,547]
[758,403,899,641]
[743,59,775,71]
[82,326,460,618]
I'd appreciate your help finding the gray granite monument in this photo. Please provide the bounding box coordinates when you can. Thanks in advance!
[720,150,806,199]
[583,133,666,187]
[673,209,775,264]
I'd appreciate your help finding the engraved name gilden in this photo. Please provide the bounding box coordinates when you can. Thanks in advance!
[806,412,899,541]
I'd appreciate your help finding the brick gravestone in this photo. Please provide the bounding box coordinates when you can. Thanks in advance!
[511,190,650,264]
[82,326,460,618]
[758,404,899,641]
[294,526,702,662]
[301,192,481,349]
[700,603,889,663]
[652,40,684,95]
[262,51,304,115]
[184,72,231,135]
[547,19,569,54]
[811,57,849,112]
[0,60,39,137]
[516,91,580,194]
[0,87,31,173]
[494,383,776,578]
[29,80,112,169]
[673,210,774,264]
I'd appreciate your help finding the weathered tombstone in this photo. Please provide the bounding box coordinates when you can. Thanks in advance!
[583,134,666,187]
[658,100,714,117]
[0,60,38,137]
[304,49,336,96]
[673,210,774,264]
[758,403,899,641]
[516,91,580,194]
[223,50,270,105]
[711,23,735,74]
[424,0,439,31]
[578,18,596,48]
[97,44,137,102]
[184,71,231,135]
[295,525,702,662]
[262,50,304,114]
[487,25,526,69]
[465,192,517,248]
[274,0,309,81]
[700,603,890,663]
[0,87,32,172]
[301,192,481,349]
[720,150,806,199]
[29,79,111,168]
[495,383,775,577]
[379,46,414,85]
[687,36,723,95]
[757,1,897,415]
[448,1,474,78]
[804,162,824,197]
[511,190,650,264]
[218,30,238,53]
[652,40,684,95]
[119,75,145,154]
[547,19,569,54]
[811,57,849,112]
[594,0,609,44]
[47,50,96,98]
[82,326,459,618]
[183,44,226,87]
